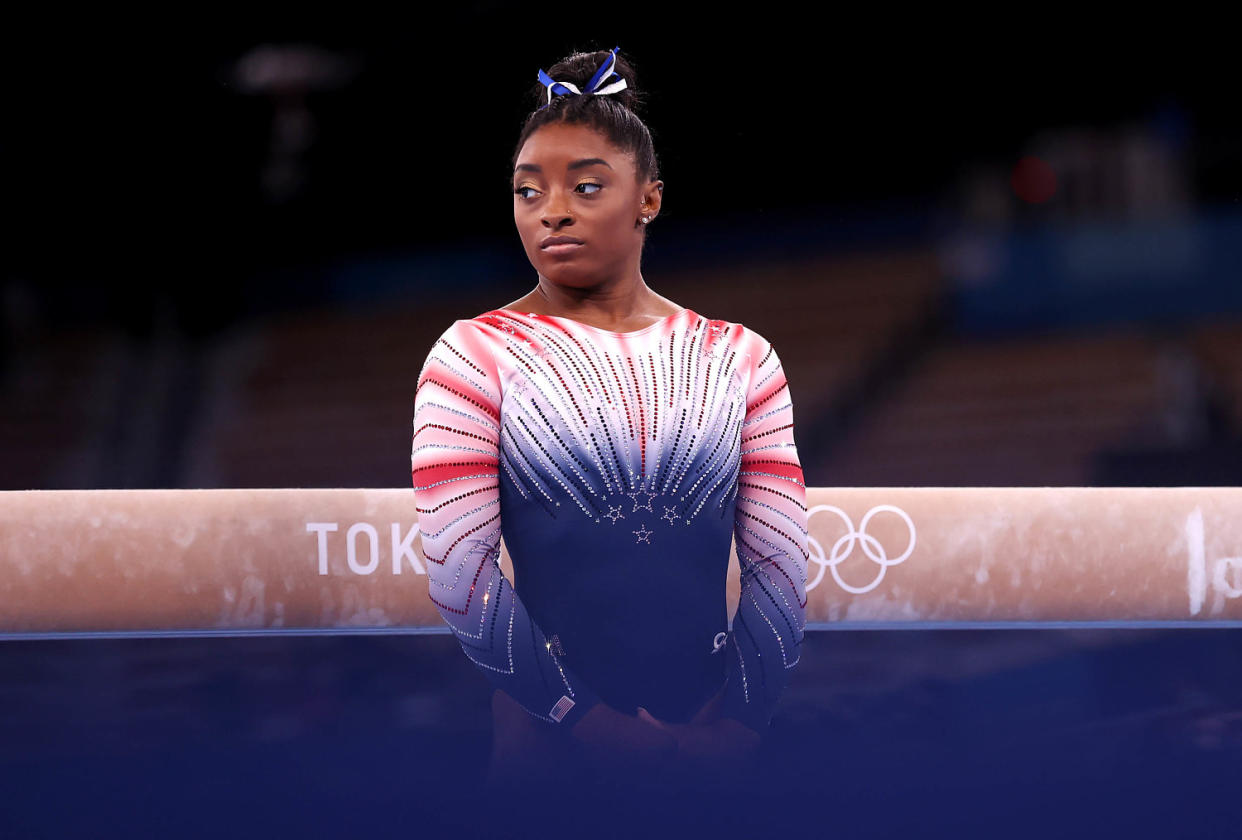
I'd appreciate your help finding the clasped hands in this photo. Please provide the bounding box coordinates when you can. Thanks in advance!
[637,684,761,779]
[569,682,760,784]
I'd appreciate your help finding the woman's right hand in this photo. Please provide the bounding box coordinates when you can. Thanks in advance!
[569,702,677,776]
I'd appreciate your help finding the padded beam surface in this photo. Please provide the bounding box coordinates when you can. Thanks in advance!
[2,487,1240,635]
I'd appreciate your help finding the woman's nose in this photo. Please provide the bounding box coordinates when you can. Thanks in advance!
[541,193,574,228]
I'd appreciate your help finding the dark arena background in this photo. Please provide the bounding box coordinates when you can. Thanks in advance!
[4,12,1241,838]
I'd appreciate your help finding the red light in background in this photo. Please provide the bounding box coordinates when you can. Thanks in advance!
[1011,156,1058,204]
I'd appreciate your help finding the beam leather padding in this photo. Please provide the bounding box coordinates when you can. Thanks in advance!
[2,487,1240,634]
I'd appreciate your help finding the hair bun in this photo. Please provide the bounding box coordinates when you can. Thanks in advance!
[515,46,660,185]
[530,47,644,114]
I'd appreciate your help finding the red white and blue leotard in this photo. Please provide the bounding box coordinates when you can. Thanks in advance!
[410,307,808,733]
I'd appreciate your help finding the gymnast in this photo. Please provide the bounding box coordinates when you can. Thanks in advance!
[410,45,808,792]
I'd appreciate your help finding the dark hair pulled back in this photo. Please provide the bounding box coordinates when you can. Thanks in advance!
[513,48,659,184]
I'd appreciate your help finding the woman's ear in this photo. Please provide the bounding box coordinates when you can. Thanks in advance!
[641,179,664,220]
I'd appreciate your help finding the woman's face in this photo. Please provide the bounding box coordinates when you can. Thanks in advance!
[512,122,661,289]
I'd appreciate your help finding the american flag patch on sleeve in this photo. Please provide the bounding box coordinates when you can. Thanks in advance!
[549,695,575,722]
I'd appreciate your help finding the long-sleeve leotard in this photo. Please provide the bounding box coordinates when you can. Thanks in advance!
[411,308,807,733]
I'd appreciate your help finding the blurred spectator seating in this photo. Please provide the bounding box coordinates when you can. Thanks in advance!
[818,329,1165,486]
[676,249,943,433]
[1191,320,1242,429]
[2,327,127,489]
[189,298,467,488]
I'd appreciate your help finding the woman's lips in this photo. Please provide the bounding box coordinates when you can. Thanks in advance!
[542,242,584,256]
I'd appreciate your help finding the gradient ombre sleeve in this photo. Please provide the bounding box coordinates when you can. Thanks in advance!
[411,320,602,729]
[719,336,809,733]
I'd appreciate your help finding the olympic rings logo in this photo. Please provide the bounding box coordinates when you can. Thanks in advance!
[806,505,917,595]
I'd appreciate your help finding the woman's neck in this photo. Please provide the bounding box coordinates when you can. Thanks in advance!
[505,276,681,333]
[532,277,651,318]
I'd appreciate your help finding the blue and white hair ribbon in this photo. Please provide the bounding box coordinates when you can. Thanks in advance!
[537,46,628,110]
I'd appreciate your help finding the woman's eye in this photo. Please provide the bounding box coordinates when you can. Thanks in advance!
[576,182,602,195]
[514,186,538,199]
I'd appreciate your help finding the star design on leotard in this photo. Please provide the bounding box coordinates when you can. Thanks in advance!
[709,322,725,336]
[498,321,516,335]
[604,504,625,523]
[662,506,678,525]
[633,523,652,544]
[627,482,656,513]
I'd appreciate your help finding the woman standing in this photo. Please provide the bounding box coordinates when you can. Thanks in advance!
[410,46,808,795]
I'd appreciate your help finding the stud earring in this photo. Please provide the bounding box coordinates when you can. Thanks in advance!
[640,216,650,224]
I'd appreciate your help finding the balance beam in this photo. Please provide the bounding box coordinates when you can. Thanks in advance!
[2,488,1240,638]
